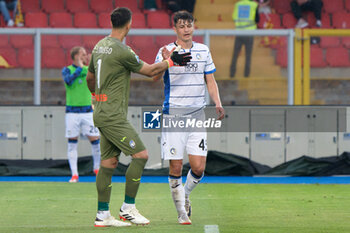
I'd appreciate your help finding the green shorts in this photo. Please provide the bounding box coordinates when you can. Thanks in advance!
[98,120,146,160]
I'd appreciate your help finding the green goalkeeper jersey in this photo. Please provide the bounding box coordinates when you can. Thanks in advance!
[88,36,144,127]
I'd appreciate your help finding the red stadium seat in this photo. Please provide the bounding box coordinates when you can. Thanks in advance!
[90,0,114,13]
[0,35,9,48]
[98,13,110,28]
[50,12,73,28]
[326,47,350,67]
[282,13,297,28]
[18,48,34,68]
[273,0,292,14]
[137,45,159,64]
[0,48,17,67]
[115,0,140,13]
[332,12,350,29]
[322,0,344,13]
[66,0,90,13]
[269,36,287,49]
[82,35,105,50]
[25,12,48,28]
[41,0,65,13]
[147,11,170,28]
[320,37,341,48]
[307,12,331,28]
[10,35,33,49]
[21,0,40,13]
[346,0,350,12]
[276,48,287,67]
[310,47,327,67]
[342,37,350,48]
[130,36,155,49]
[155,36,177,47]
[58,35,83,50]
[41,35,60,48]
[132,12,146,28]
[258,13,282,29]
[42,48,66,68]
[74,13,98,28]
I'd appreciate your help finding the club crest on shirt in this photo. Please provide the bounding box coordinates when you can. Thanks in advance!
[196,53,201,60]
[129,140,136,148]
[170,148,176,155]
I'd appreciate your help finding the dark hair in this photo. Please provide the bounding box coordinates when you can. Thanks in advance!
[70,46,83,60]
[173,10,194,26]
[110,7,132,28]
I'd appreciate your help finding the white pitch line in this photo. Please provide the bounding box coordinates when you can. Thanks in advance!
[204,225,220,233]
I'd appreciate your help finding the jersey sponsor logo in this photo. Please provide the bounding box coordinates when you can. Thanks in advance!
[121,136,127,142]
[95,94,108,102]
[129,140,136,148]
[143,109,162,129]
[185,62,198,72]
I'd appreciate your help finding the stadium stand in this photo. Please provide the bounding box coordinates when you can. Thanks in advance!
[90,0,114,13]
[147,11,171,28]
[342,37,350,48]
[322,0,344,14]
[41,0,65,13]
[25,12,48,28]
[42,48,66,68]
[17,48,34,68]
[332,12,350,29]
[115,0,141,13]
[320,37,341,48]
[307,13,331,28]
[58,35,83,50]
[41,35,60,48]
[346,0,350,11]
[10,35,33,49]
[132,12,147,28]
[82,35,105,50]
[0,48,17,67]
[0,35,9,47]
[326,47,350,67]
[21,0,40,13]
[272,0,292,14]
[310,47,327,67]
[282,13,297,29]
[66,0,91,13]
[74,12,98,28]
[50,12,73,28]
[258,13,282,29]
[98,13,110,28]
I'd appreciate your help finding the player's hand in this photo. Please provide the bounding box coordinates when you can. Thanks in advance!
[77,58,84,67]
[170,51,192,66]
[216,105,225,120]
[161,46,173,60]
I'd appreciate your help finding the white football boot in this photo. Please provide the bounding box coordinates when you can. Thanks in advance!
[94,216,131,227]
[178,213,192,225]
[119,207,150,225]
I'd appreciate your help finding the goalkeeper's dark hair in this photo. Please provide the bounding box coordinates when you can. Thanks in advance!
[173,10,194,26]
[70,46,84,60]
[110,7,132,29]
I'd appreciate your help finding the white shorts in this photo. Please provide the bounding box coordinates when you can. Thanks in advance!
[65,112,99,138]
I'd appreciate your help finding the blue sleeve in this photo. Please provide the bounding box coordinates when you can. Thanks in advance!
[62,67,83,86]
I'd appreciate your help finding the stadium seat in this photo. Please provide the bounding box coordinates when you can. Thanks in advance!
[74,13,98,28]
[10,35,33,49]
[0,48,17,67]
[269,36,287,49]
[346,0,350,12]
[115,0,140,13]
[18,48,34,68]
[258,13,282,29]
[90,0,114,13]
[326,47,350,67]
[282,13,297,28]
[0,35,9,48]
[310,47,327,67]
[58,35,83,50]
[130,36,155,50]
[137,45,159,64]
[322,0,344,13]
[332,12,350,29]
[42,48,66,68]
[272,0,292,14]
[41,35,60,48]
[25,12,48,28]
[155,36,177,47]
[82,35,105,50]
[21,0,40,13]
[342,37,350,48]
[147,11,171,28]
[98,13,111,28]
[307,12,331,28]
[66,0,90,13]
[50,12,73,28]
[132,12,146,28]
[276,48,287,68]
[320,37,341,48]
[41,0,65,13]
[139,0,164,12]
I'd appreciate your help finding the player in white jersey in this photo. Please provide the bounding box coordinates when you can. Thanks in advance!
[153,11,225,225]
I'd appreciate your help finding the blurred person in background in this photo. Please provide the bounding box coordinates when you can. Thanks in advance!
[62,46,101,183]
[291,0,323,28]
[230,0,259,78]
[0,0,17,26]
[164,0,196,13]
[257,0,271,14]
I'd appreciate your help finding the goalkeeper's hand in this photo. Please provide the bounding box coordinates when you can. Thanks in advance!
[170,51,192,66]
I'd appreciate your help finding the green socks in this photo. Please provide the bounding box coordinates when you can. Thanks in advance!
[96,166,115,210]
[124,158,147,204]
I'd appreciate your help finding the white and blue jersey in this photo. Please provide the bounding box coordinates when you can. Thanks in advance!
[155,42,216,114]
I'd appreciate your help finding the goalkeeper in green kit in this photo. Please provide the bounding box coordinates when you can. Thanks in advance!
[86,7,191,227]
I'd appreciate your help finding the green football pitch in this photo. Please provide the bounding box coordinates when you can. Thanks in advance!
[1,182,350,233]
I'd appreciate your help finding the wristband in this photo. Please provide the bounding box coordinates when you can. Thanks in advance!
[166,57,174,68]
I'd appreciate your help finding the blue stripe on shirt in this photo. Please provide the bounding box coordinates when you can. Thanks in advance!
[204,68,216,74]
[66,106,93,113]
[62,65,82,86]
[163,70,170,114]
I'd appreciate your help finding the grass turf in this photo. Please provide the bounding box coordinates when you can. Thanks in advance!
[0,182,350,233]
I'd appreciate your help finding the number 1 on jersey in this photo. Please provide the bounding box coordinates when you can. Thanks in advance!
[97,59,102,89]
